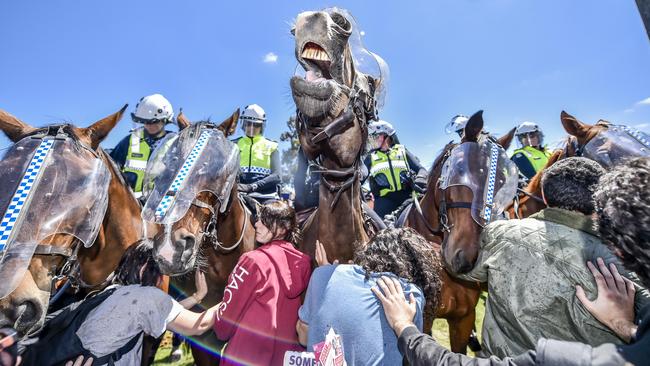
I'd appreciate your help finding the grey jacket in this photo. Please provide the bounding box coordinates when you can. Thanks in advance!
[456,208,650,358]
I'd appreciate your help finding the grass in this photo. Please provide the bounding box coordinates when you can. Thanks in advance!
[432,293,486,357]
[153,332,195,366]
[153,294,488,364]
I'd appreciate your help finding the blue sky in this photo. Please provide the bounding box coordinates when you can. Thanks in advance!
[1,0,649,166]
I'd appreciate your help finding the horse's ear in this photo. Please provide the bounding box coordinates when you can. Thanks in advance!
[176,109,191,130]
[463,110,484,142]
[560,110,591,138]
[217,108,240,137]
[83,104,128,149]
[0,110,35,142]
[497,127,516,150]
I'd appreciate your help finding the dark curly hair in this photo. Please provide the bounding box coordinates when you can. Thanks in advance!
[541,157,605,214]
[258,200,302,245]
[113,240,163,287]
[594,157,650,288]
[354,228,442,310]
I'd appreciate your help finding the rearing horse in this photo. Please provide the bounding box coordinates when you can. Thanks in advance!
[142,110,255,365]
[403,110,518,353]
[0,107,142,337]
[290,8,381,261]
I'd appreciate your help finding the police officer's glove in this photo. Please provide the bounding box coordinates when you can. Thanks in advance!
[238,183,257,193]
[413,177,428,194]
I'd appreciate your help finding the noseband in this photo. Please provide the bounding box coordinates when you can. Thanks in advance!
[193,193,249,252]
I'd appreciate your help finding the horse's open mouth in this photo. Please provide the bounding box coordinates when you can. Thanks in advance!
[301,42,333,81]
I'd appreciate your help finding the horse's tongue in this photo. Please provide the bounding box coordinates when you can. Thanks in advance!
[306,70,325,83]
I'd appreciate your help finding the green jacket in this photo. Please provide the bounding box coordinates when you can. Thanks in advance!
[457,208,650,358]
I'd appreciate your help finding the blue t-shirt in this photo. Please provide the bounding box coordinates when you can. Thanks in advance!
[298,264,424,366]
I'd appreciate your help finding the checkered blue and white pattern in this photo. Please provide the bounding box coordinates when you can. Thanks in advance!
[154,130,213,220]
[241,166,272,175]
[0,139,55,251]
[621,126,650,149]
[482,143,499,223]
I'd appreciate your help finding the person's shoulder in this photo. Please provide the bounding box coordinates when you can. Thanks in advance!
[263,137,279,148]
[113,284,167,299]
[482,219,531,245]
[311,264,341,283]
[511,149,526,158]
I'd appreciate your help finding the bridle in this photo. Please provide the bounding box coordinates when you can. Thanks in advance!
[297,76,376,210]
[194,192,249,252]
[0,126,111,303]
[413,146,473,236]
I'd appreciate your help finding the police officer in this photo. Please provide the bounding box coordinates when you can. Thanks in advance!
[234,104,280,203]
[110,94,176,197]
[363,120,428,219]
[445,114,470,139]
[511,121,552,180]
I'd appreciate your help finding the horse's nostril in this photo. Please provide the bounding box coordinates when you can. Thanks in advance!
[178,233,196,250]
[451,250,473,274]
[15,299,43,332]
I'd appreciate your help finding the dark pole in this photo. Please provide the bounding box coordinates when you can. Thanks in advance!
[638,0,650,41]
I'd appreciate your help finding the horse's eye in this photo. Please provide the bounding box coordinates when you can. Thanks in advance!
[290,26,296,36]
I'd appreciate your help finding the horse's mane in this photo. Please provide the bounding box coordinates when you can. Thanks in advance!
[427,141,457,188]
[25,124,81,142]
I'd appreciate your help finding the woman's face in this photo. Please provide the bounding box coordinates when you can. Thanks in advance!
[254,219,275,244]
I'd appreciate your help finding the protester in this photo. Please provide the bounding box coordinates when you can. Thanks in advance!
[373,157,650,366]
[213,200,311,366]
[296,228,441,365]
[452,157,649,357]
[21,242,217,366]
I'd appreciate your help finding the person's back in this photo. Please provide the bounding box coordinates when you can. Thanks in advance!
[457,157,650,358]
[75,284,182,366]
[214,241,311,366]
[468,210,648,357]
[300,264,424,366]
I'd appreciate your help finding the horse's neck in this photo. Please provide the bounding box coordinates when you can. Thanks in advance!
[216,189,253,251]
[317,171,366,258]
[78,153,143,286]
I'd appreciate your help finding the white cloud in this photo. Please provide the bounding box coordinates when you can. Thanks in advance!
[624,108,635,113]
[636,97,650,105]
[263,52,278,64]
[360,30,366,36]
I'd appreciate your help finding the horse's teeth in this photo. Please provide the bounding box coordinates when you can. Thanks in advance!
[301,45,330,62]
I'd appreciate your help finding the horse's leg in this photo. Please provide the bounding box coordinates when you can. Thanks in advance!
[141,334,164,366]
[191,344,221,366]
[446,311,475,354]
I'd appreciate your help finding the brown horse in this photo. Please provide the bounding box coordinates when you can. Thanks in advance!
[290,9,380,261]
[403,111,516,353]
[507,110,610,218]
[142,110,256,365]
[0,107,143,337]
